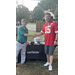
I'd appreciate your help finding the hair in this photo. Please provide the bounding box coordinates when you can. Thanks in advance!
[21,19,27,23]
[45,13,51,16]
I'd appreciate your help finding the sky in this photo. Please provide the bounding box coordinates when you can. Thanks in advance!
[16,0,41,11]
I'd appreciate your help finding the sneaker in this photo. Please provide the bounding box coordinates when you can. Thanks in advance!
[49,65,52,71]
[44,62,49,66]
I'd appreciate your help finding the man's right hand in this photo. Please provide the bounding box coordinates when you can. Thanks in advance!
[32,34,36,38]
[34,34,37,37]
[33,32,43,38]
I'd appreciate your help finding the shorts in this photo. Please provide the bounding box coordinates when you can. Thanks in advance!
[44,45,55,55]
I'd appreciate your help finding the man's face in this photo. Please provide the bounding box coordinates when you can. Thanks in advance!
[21,21,27,27]
[45,14,51,22]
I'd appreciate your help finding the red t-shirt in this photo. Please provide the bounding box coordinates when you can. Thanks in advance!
[41,21,58,46]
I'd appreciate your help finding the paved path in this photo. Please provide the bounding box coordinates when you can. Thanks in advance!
[16,25,36,31]
[26,25,36,31]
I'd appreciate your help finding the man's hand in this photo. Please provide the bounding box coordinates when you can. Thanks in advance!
[34,34,37,37]
[54,41,57,45]
[26,42,27,47]
[32,32,42,38]
[32,34,35,38]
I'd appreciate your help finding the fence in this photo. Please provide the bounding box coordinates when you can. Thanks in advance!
[36,21,45,32]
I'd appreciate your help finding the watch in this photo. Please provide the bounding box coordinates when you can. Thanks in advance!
[55,40,57,42]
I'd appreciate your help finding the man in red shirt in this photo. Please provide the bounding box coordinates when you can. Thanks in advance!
[34,13,58,71]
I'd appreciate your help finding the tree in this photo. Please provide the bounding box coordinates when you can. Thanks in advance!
[32,6,44,21]
[16,0,25,6]
[16,5,30,23]
[38,0,58,13]
[54,7,58,21]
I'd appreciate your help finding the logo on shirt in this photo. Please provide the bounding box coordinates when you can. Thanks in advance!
[51,23,53,25]
[45,26,51,34]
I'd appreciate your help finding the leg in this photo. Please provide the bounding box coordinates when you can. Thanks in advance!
[49,55,53,66]
[16,41,21,63]
[44,46,50,66]
[21,43,26,64]
[48,55,53,71]
[46,54,50,63]
[49,45,55,65]
[49,46,55,65]
[44,45,49,62]
[48,46,55,71]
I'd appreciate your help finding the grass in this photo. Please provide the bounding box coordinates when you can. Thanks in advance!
[27,23,36,25]
[27,30,44,41]
[16,30,58,75]
[16,30,44,41]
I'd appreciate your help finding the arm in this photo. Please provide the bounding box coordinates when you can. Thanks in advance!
[24,29,34,37]
[34,32,43,37]
[19,27,34,37]
[54,34,58,45]
[54,22,58,45]
[55,34,58,41]
[24,34,34,37]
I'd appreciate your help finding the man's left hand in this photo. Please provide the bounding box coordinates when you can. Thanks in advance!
[26,42,27,47]
[54,41,57,45]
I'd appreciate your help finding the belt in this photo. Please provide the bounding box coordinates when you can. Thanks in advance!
[17,41,25,44]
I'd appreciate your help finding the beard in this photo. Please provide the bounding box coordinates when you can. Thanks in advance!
[47,19,51,22]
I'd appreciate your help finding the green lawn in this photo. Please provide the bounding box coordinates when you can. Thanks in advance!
[27,23,36,25]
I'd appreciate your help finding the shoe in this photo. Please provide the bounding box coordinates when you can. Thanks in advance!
[44,62,49,66]
[49,65,52,71]
[21,63,27,66]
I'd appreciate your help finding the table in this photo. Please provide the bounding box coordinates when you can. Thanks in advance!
[18,44,58,63]
[18,44,47,63]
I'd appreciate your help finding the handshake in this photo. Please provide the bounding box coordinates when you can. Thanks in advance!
[31,34,37,38]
